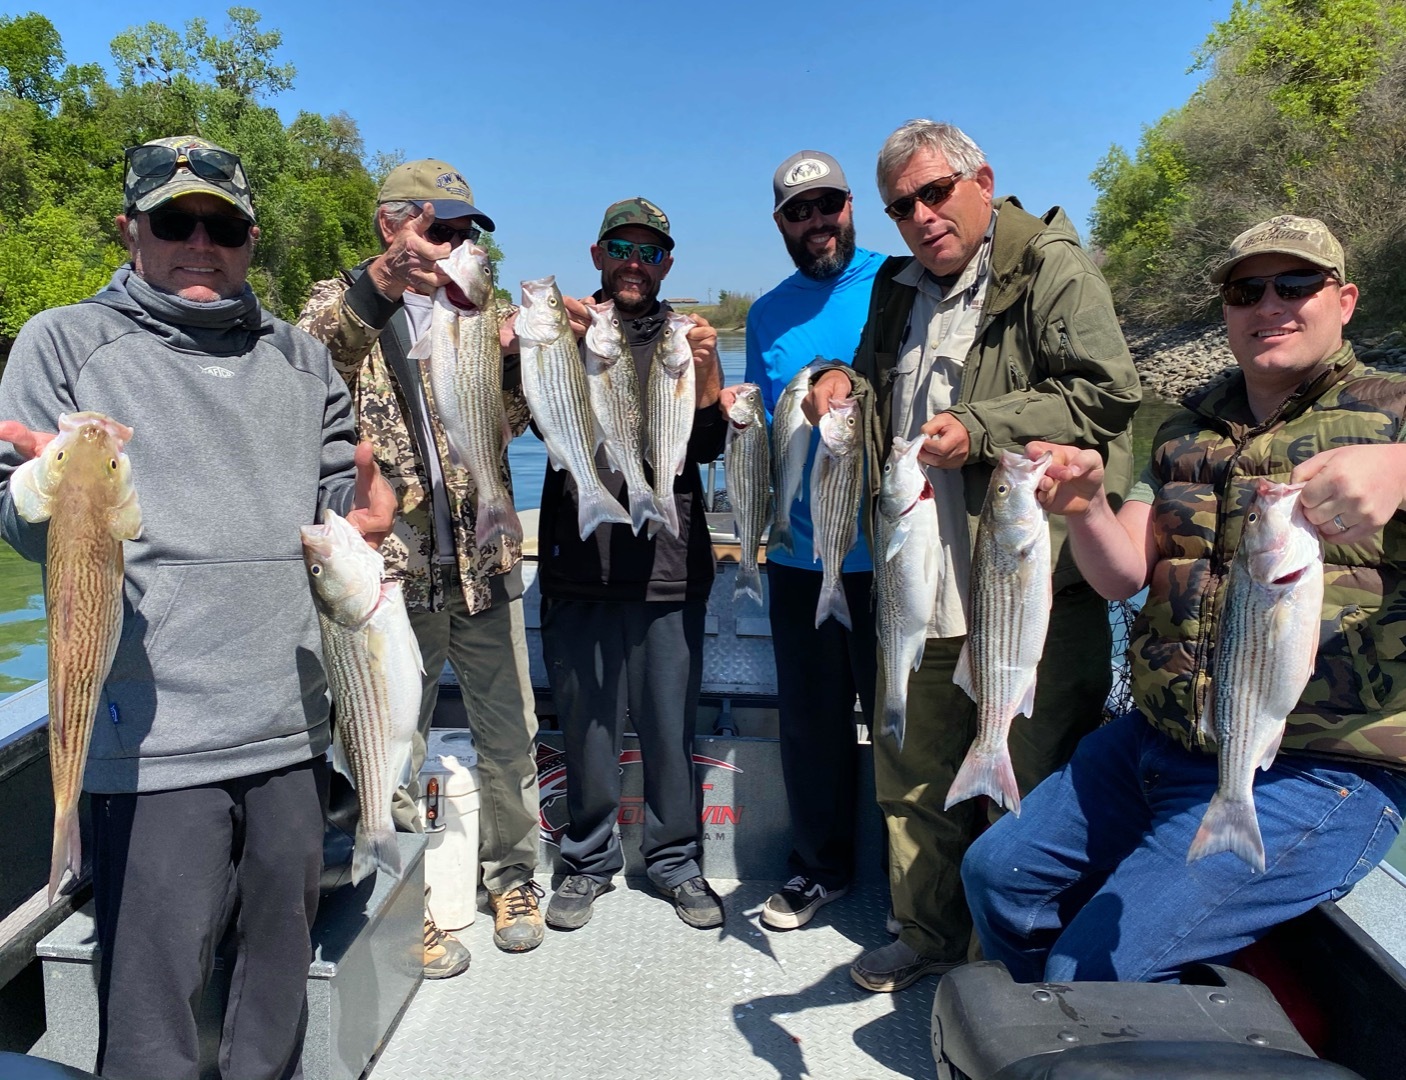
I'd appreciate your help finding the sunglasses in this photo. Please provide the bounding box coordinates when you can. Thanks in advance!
[426,222,482,247]
[126,144,243,186]
[884,172,964,221]
[779,190,848,223]
[147,208,253,248]
[1221,269,1338,307]
[603,239,667,265]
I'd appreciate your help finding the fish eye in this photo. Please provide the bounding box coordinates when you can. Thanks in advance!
[55,451,64,462]
[309,564,322,576]
[547,295,559,307]
[109,459,118,470]
[1247,511,1259,524]
[997,483,1009,495]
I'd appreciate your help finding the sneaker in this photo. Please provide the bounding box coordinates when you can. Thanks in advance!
[423,915,471,980]
[657,875,725,929]
[850,939,962,993]
[489,881,546,953]
[761,876,848,930]
[545,874,614,930]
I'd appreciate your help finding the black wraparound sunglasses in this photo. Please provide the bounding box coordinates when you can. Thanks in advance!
[1221,269,1338,307]
[148,208,252,248]
[779,190,848,223]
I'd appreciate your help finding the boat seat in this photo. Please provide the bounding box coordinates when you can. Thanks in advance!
[0,1052,101,1079]
[989,1040,1364,1078]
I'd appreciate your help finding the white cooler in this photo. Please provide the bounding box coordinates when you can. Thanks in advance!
[419,729,481,931]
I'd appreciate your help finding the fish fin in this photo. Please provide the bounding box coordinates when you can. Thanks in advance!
[882,702,907,752]
[576,487,633,541]
[331,728,354,782]
[499,412,513,455]
[48,805,81,904]
[814,579,852,630]
[946,743,1021,816]
[1197,702,1216,746]
[649,494,679,540]
[885,520,911,562]
[1257,722,1287,772]
[351,817,403,886]
[771,512,794,556]
[475,497,524,549]
[912,637,927,674]
[953,642,977,702]
[10,457,54,523]
[1016,670,1038,721]
[629,489,666,536]
[109,488,143,540]
[1187,793,1265,873]
[734,563,763,607]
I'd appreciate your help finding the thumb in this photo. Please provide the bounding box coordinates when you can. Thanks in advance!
[410,202,437,236]
[352,440,377,509]
[1290,450,1332,485]
[0,421,52,460]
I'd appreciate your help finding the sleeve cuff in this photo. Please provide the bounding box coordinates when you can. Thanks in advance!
[346,270,401,330]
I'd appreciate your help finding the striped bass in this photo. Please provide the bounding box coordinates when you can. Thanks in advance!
[583,300,665,535]
[723,383,773,606]
[302,510,423,884]
[810,395,864,629]
[947,450,1053,815]
[1187,479,1324,873]
[875,436,940,751]
[424,242,522,549]
[11,412,141,902]
[770,362,820,556]
[518,276,632,540]
[644,314,697,539]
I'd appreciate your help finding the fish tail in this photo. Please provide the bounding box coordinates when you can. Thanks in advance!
[647,493,680,540]
[630,488,667,536]
[351,817,403,886]
[48,805,81,904]
[734,562,763,607]
[881,702,907,752]
[945,744,1021,816]
[575,487,633,540]
[814,579,852,630]
[475,498,524,549]
[1187,793,1266,873]
[770,515,794,556]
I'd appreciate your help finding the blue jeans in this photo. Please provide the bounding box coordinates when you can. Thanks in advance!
[963,712,1406,983]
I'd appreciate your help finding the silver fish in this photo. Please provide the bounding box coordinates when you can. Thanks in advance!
[810,395,864,629]
[644,313,697,539]
[11,412,141,901]
[583,300,665,535]
[1187,479,1324,873]
[874,436,940,751]
[518,276,632,540]
[424,242,522,549]
[724,383,773,606]
[770,362,821,555]
[947,450,1053,815]
[302,510,424,885]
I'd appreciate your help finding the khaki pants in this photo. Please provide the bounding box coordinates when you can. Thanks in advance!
[875,583,1111,962]
[394,591,541,896]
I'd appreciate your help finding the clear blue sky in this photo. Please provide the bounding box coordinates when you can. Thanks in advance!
[31,1,1234,304]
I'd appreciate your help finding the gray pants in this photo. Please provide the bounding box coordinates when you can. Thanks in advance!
[395,590,541,896]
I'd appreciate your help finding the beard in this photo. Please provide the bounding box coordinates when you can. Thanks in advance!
[602,267,660,317]
[785,220,857,280]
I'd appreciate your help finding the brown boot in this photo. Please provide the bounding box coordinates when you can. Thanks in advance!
[488,881,546,953]
[423,913,471,979]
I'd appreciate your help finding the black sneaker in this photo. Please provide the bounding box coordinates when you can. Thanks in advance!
[545,874,613,930]
[658,875,725,929]
[761,875,848,930]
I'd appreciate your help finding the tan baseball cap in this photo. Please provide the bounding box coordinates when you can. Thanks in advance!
[1211,215,1346,284]
[377,159,495,231]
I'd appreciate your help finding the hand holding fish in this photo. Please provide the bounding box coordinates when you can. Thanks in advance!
[500,294,592,356]
[718,383,746,415]
[801,369,853,425]
[687,314,721,408]
[1291,443,1406,544]
[917,412,970,469]
[343,440,396,550]
[1027,441,1107,518]
[367,202,453,301]
[0,420,55,460]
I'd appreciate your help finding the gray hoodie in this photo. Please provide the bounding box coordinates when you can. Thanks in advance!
[0,267,359,792]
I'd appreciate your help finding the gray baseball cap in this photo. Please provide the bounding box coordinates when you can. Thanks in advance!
[125,136,256,221]
[772,150,849,211]
[1211,215,1346,283]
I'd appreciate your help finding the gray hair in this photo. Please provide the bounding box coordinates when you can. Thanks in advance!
[376,199,422,247]
[876,120,987,204]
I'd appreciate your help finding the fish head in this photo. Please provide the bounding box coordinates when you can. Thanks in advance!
[879,435,931,520]
[982,449,1052,533]
[42,411,137,505]
[517,276,571,348]
[817,396,860,457]
[725,383,764,427]
[300,509,384,625]
[1240,479,1323,586]
[583,300,627,366]
[654,314,694,377]
[439,243,494,310]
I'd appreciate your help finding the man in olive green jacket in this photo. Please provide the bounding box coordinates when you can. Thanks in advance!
[806,120,1140,992]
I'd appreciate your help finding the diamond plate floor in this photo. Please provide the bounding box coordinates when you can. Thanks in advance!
[369,880,938,1080]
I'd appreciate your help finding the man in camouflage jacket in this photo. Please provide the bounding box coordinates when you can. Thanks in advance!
[299,160,548,971]
[965,215,1406,983]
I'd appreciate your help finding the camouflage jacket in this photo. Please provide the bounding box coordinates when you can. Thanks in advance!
[1133,343,1406,769]
[297,263,532,614]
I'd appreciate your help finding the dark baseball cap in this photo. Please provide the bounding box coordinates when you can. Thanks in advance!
[772,150,849,211]
[377,159,495,231]
[597,197,673,250]
[124,136,256,221]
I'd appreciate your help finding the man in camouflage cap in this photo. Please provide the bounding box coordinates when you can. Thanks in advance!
[539,196,731,933]
[299,159,561,973]
[963,214,1406,982]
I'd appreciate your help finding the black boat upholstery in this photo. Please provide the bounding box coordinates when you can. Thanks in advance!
[989,1040,1364,1079]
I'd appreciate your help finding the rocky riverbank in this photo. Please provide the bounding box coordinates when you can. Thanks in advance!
[1126,322,1406,402]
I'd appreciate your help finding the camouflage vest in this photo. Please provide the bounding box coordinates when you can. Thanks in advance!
[1133,343,1406,770]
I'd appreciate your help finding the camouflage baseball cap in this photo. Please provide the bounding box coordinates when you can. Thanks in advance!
[1211,215,1346,284]
[597,197,673,250]
[377,159,495,231]
[125,136,256,221]
[772,150,849,211]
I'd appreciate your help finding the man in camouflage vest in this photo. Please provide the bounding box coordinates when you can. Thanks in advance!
[964,216,1406,982]
[299,160,568,973]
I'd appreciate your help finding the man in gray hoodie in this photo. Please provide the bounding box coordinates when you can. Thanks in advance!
[0,135,394,1080]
